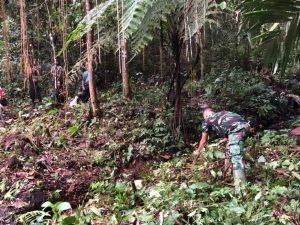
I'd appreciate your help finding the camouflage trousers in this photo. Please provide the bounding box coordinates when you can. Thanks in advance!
[227,129,249,170]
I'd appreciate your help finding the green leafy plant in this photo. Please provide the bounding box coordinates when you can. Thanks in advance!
[261,130,296,146]
[41,201,76,224]
[0,180,26,201]
[17,210,51,225]
[204,68,288,120]
[18,201,76,225]
[68,124,79,136]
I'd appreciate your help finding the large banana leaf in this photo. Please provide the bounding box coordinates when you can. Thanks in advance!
[242,0,300,76]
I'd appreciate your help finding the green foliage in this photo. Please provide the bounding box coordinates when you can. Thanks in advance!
[41,201,72,222]
[18,201,75,225]
[0,180,26,201]
[205,68,288,120]
[64,123,300,224]
[261,130,296,146]
[73,164,300,224]
[121,0,176,55]
[53,135,67,148]
[131,116,174,153]
[68,124,79,136]
[17,210,51,225]
[242,0,300,76]
[61,0,116,54]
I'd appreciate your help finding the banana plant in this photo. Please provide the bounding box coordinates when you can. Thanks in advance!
[241,0,300,77]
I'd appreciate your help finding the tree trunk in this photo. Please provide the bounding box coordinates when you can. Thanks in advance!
[171,31,183,134]
[61,0,69,105]
[19,0,31,83]
[198,28,204,81]
[160,20,164,82]
[1,0,12,82]
[142,48,145,71]
[86,0,99,117]
[121,39,132,100]
[46,1,56,64]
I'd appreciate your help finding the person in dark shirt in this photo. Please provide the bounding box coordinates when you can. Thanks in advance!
[78,62,90,103]
[194,108,250,189]
[51,62,65,103]
[29,65,42,107]
[0,87,8,106]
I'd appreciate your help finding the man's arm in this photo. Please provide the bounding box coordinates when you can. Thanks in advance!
[194,132,208,156]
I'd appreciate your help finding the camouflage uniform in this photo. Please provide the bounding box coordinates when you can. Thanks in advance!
[202,111,250,170]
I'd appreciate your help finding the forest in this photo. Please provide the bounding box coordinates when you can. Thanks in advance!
[0,0,300,224]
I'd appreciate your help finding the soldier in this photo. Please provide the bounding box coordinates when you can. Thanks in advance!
[51,62,65,103]
[194,108,251,190]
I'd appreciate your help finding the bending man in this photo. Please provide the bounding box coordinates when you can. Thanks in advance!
[194,108,250,188]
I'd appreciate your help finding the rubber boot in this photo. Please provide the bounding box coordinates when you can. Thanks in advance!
[233,169,246,191]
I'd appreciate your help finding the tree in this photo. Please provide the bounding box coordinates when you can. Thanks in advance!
[120,0,220,133]
[86,0,99,116]
[19,0,31,83]
[60,0,69,105]
[64,0,223,131]
[119,0,132,100]
[1,0,12,82]
[121,40,132,100]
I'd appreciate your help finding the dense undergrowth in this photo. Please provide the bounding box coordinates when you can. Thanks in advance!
[0,76,299,225]
[204,68,292,123]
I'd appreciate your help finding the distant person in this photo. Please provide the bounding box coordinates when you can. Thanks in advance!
[194,108,251,190]
[0,87,6,127]
[0,87,8,106]
[78,62,90,103]
[51,62,65,103]
[29,64,42,107]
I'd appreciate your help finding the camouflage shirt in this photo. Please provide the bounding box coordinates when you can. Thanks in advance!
[201,111,249,137]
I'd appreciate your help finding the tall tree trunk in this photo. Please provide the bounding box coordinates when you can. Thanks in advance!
[1,0,12,82]
[171,31,183,134]
[142,48,145,71]
[121,39,132,100]
[194,1,205,81]
[61,0,69,105]
[86,0,99,116]
[46,1,57,64]
[159,20,164,82]
[36,0,40,66]
[20,0,31,84]
[199,28,204,81]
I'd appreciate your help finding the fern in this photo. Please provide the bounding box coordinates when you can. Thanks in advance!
[241,0,300,76]
[59,0,116,55]
[17,210,51,225]
[126,0,177,55]
[63,0,222,58]
[121,0,153,37]
[123,0,220,55]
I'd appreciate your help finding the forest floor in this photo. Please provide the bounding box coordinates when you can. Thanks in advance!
[0,82,300,224]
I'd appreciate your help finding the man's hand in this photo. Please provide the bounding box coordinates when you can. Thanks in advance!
[192,147,203,165]
[193,132,208,163]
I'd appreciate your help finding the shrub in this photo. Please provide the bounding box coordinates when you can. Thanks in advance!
[204,68,288,122]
